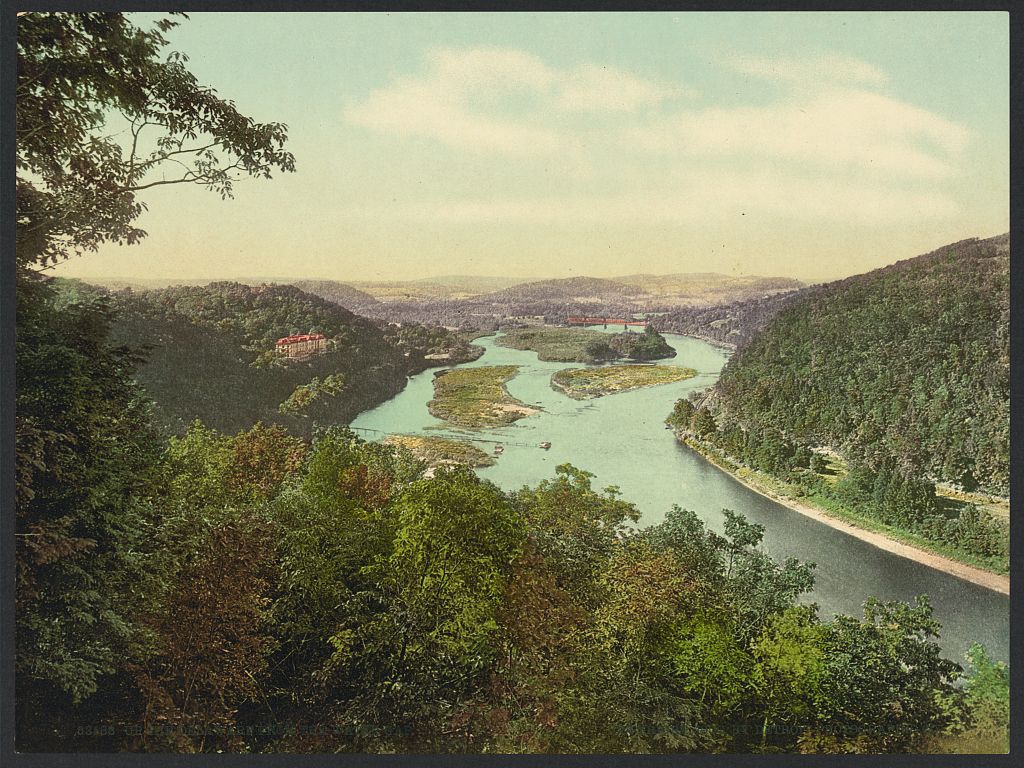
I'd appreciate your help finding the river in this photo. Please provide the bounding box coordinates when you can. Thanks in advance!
[352,331,1009,663]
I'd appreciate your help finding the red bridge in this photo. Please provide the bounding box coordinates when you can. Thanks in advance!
[566,316,650,327]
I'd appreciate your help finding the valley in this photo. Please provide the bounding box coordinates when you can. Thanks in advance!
[16,10,1010,755]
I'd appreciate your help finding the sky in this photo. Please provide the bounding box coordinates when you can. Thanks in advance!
[52,11,1009,284]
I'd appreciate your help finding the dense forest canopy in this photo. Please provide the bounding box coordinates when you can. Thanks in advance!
[52,279,480,437]
[715,235,1009,495]
[668,235,1010,575]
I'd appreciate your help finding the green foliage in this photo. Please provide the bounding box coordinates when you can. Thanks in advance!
[428,365,535,428]
[382,322,483,363]
[66,279,468,437]
[552,364,696,399]
[802,596,961,753]
[962,644,1009,735]
[666,397,695,428]
[674,238,1011,567]
[16,12,294,268]
[381,435,494,468]
[16,276,163,729]
[715,235,1009,495]
[497,325,675,363]
[279,374,346,415]
[17,391,993,753]
[497,326,621,363]
[608,323,676,361]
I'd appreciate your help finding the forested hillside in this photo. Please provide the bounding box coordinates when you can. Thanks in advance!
[654,291,802,348]
[290,279,380,310]
[55,280,480,436]
[716,235,1008,494]
[671,235,1009,572]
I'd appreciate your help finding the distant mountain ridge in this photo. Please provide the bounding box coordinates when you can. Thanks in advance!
[291,279,380,309]
[481,276,642,304]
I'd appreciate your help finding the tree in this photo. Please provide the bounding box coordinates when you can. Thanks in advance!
[16,12,295,269]
[804,596,960,752]
[15,278,164,747]
[582,338,615,363]
[15,12,295,750]
[750,606,825,749]
[692,408,718,439]
[666,398,695,428]
[307,467,526,751]
[132,514,278,752]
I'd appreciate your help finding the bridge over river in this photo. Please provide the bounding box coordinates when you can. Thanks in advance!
[566,316,650,328]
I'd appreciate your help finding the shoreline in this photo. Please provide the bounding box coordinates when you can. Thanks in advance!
[680,437,1010,596]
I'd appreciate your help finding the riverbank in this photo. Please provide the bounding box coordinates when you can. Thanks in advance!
[552,364,697,399]
[660,330,737,353]
[677,433,1009,595]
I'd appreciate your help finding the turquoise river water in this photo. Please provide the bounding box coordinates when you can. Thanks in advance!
[352,331,1009,663]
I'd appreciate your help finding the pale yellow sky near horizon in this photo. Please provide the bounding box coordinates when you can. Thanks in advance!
[50,12,1009,285]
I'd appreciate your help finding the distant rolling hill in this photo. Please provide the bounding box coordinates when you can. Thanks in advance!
[474,273,804,307]
[350,275,528,300]
[353,271,807,329]
[614,273,804,304]
[480,276,645,304]
[291,279,380,309]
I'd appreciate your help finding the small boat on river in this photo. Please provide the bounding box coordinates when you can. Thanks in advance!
[539,441,551,450]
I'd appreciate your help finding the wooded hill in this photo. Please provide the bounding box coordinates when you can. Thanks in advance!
[290,279,380,310]
[653,292,802,349]
[54,280,479,437]
[713,234,1009,495]
[668,235,1009,572]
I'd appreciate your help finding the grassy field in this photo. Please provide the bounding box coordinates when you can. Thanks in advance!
[382,434,495,467]
[496,326,614,362]
[552,364,697,399]
[428,365,538,428]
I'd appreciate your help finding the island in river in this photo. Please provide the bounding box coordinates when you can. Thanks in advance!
[497,324,676,363]
[552,364,697,399]
[427,365,539,428]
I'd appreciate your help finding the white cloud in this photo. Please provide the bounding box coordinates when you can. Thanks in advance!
[345,47,685,153]
[728,53,889,87]
[558,64,689,112]
[430,47,557,91]
[628,87,969,179]
[345,48,969,228]
[345,74,562,155]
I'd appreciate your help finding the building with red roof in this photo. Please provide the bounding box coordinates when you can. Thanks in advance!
[275,333,327,359]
